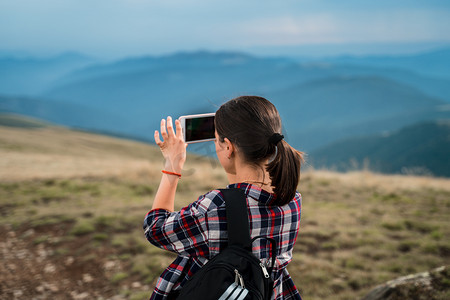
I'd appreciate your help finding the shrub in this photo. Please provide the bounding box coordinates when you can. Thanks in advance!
[33,235,49,244]
[430,230,443,240]
[381,222,404,231]
[93,233,109,241]
[111,272,128,283]
[70,221,95,236]
[31,215,75,228]
[404,220,436,233]
[397,241,419,253]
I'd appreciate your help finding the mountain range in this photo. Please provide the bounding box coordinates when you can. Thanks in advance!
[1,48,449,176]
[310,121,450,177]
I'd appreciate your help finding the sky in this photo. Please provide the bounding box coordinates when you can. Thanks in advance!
[1,0,450,59]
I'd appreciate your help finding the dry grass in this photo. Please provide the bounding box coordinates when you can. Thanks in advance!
[297,170,450,299]
[0,126,159,181]
[1,125,449,299]
[307,169,450,192]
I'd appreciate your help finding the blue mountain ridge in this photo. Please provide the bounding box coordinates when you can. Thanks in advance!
[310,121,450,177]
[1,49,449,176]
[312,47,450,80]
[0,52,95,95]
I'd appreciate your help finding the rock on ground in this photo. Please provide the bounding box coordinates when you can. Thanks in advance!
[361,266,450,300]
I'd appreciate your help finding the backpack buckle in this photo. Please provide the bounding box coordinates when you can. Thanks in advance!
[234,269,245,288]
[219,270,249,300]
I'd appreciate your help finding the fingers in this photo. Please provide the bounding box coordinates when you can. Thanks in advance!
[160,118,168,141]
[154,130,162,145]
[157,117,184,145]
[166,116,176,138]
[175,119,183,139]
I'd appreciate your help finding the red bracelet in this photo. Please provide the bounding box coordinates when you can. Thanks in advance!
[162,170,182,178]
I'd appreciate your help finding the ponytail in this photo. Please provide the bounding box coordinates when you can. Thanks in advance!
[266,140,304,206]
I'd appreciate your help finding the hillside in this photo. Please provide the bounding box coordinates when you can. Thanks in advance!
[269,76,445,129]
[0,114,52,128]
[0,115,161,181]
[0,114,221,182]
[310,121,450,177]
[272,76,442,126]
[268,76,447,150]
[1,123,449,299]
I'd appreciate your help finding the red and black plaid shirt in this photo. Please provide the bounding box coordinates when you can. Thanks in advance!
[143,183,302,299]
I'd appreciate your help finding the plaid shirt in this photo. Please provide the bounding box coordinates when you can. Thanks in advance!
[143,182,302,299]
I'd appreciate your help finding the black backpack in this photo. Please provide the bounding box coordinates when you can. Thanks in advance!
[176,188,277,300]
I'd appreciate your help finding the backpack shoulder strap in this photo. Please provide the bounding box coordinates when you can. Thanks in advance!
[220,188,252,250]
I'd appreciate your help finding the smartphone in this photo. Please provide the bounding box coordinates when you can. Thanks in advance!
[179,113,216,144]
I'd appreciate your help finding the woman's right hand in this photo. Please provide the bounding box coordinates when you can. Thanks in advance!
[154,116,187,174]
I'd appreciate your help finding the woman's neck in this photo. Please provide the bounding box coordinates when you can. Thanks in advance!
[227,161,273,193]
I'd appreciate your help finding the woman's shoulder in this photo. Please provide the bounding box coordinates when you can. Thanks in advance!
[191,189,226,214]
[293,191,302,206]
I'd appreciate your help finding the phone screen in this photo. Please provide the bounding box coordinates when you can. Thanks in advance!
[185,115,215,142]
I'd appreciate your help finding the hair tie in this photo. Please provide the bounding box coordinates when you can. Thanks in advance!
[269,133,284,145]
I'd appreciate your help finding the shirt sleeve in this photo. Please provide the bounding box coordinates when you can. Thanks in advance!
[143,199,210,257]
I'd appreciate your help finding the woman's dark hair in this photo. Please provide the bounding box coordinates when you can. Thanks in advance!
[215,96,304,205]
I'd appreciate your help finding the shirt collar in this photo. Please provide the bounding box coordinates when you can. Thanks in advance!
[226,182,276,205]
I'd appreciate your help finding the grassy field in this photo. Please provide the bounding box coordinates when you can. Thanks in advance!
[1,120,449,299]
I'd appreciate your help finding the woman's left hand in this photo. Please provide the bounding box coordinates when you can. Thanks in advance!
[154,116,187,174]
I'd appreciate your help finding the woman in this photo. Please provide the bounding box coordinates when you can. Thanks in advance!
[144,96,303,299]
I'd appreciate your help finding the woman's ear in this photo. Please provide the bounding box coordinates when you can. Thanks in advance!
[224,137,234,159]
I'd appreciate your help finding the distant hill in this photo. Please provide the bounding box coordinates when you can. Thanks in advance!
[0,52,96,96]
[310,121,450,177]
[0,95,139,138]
[298,63,450,103]
[0,114,53,128]
[316,48,450,80]
[268,75,449,149]
[270,75,443,126]
[42,52,314,113]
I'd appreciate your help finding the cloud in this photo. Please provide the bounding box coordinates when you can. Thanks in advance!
[236,15,339,45]
[231,9,450,46]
